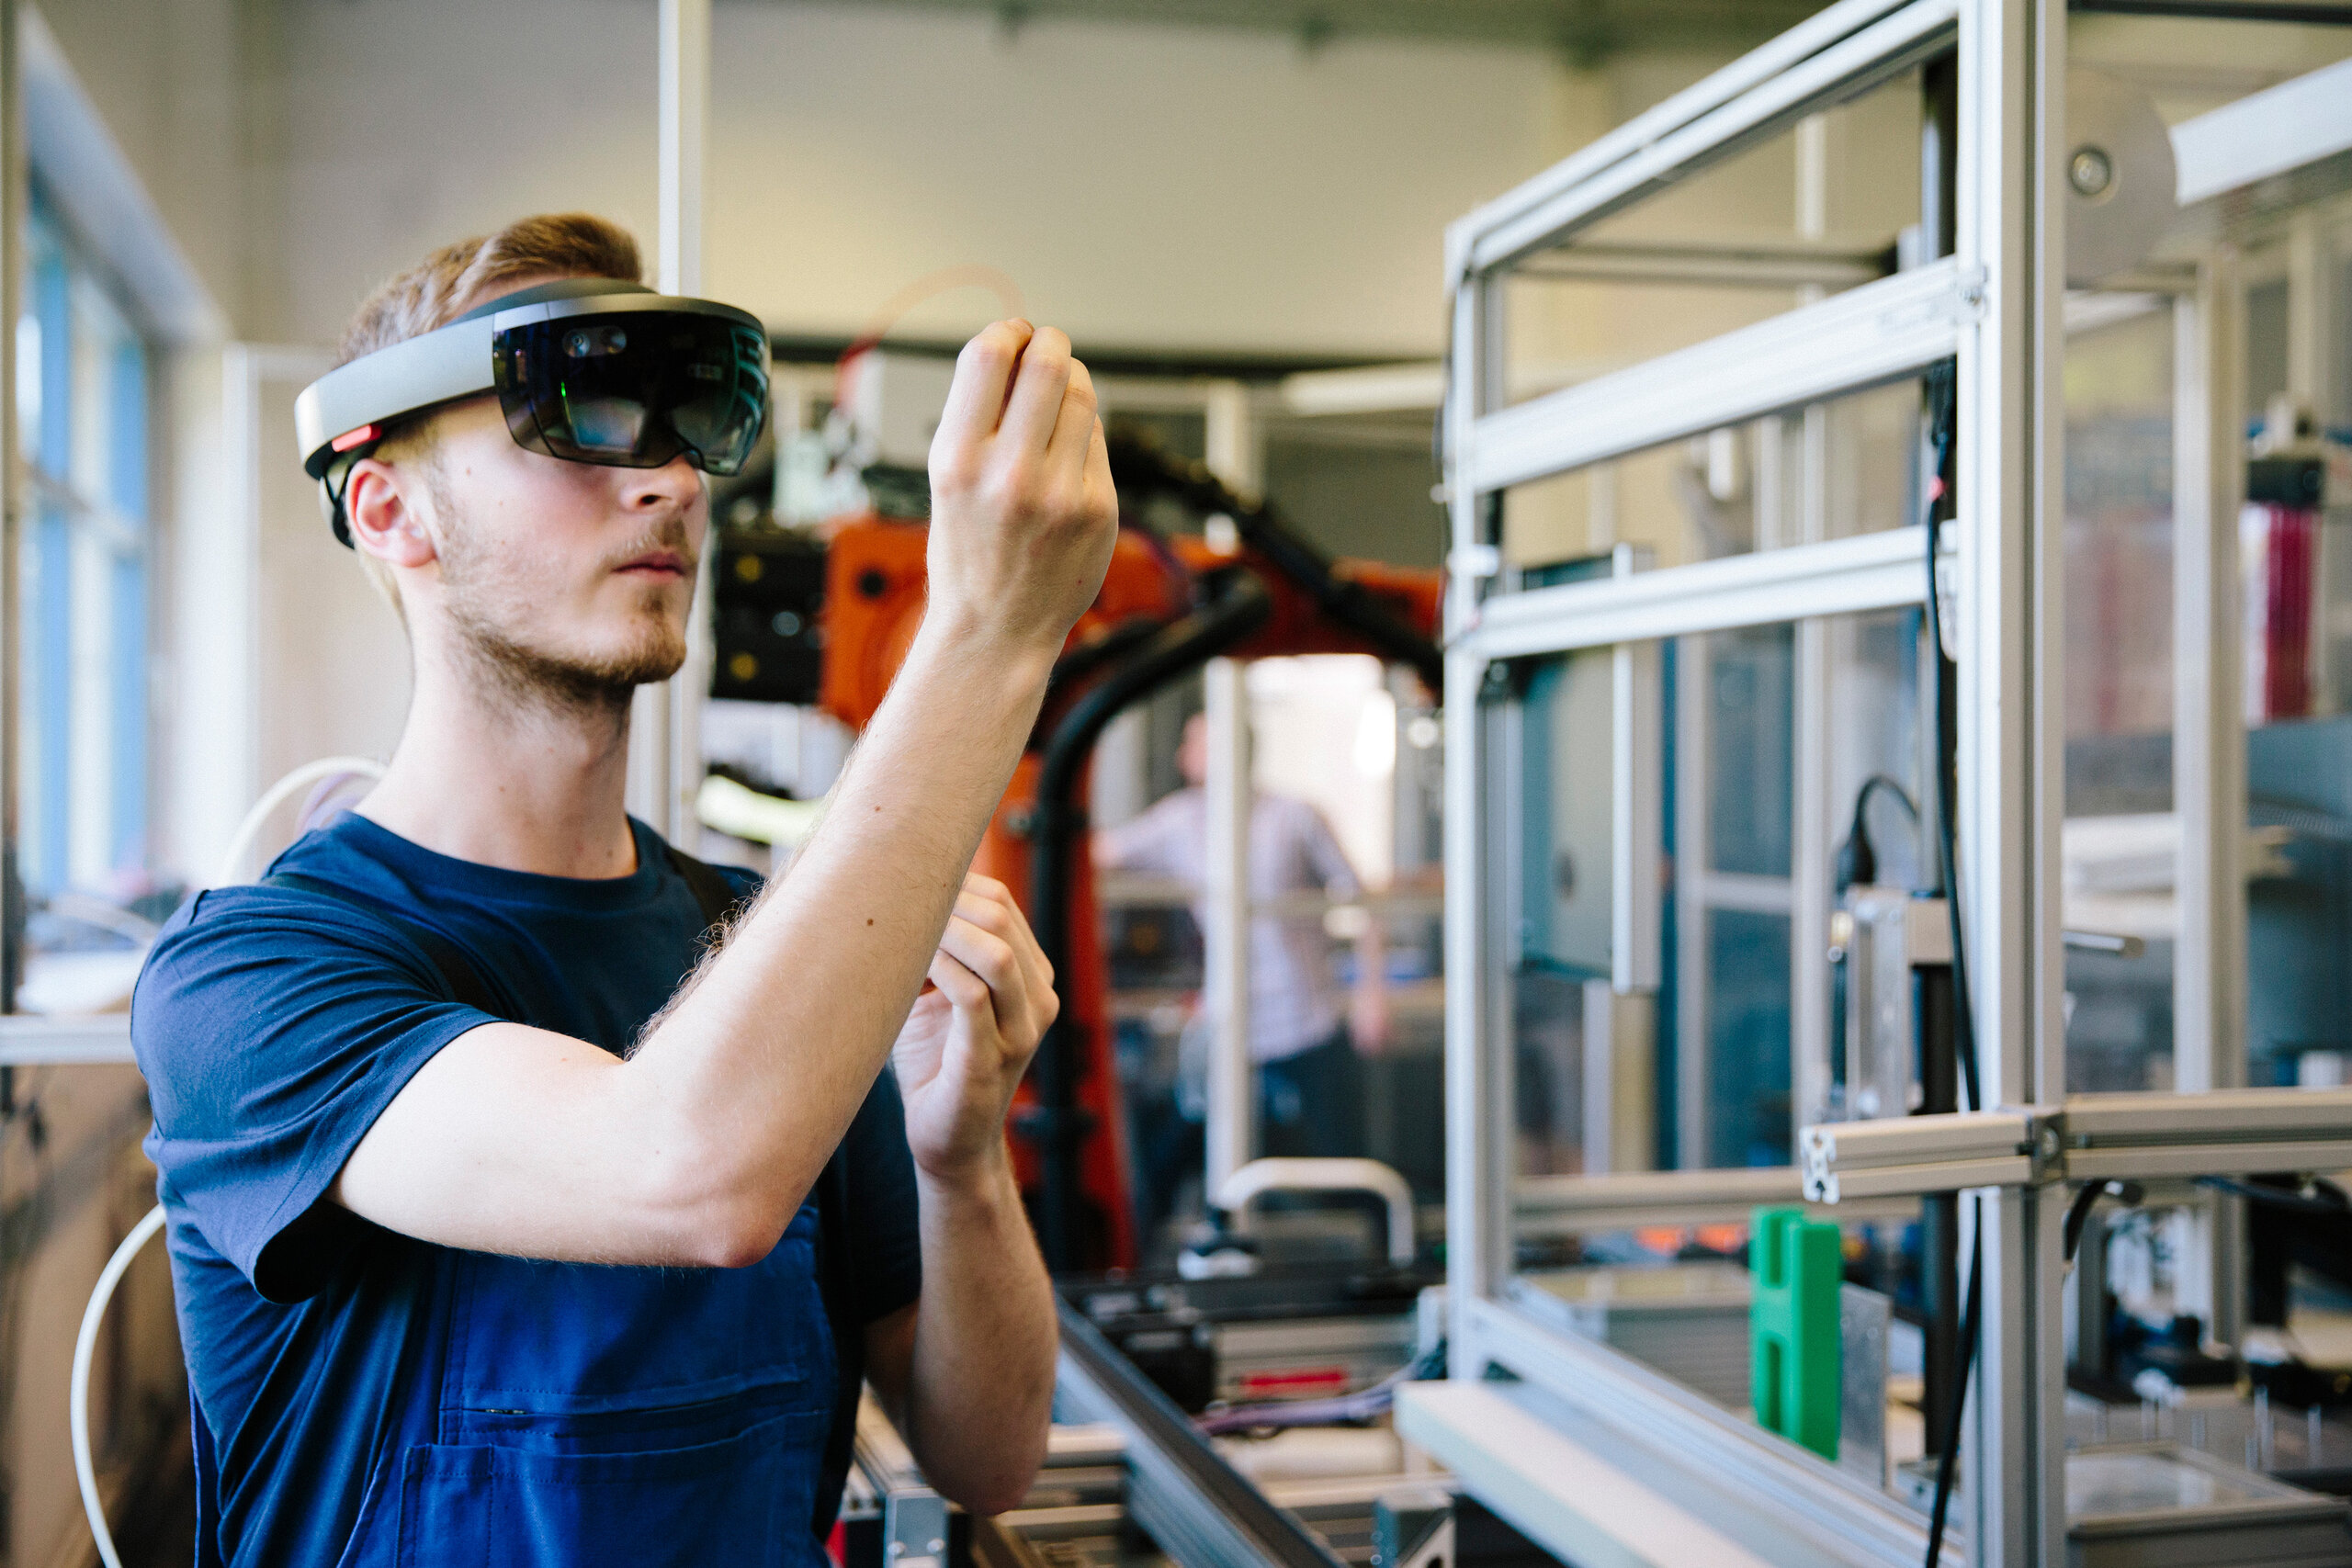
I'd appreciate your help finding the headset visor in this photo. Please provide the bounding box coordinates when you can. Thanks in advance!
[493,310,768,476]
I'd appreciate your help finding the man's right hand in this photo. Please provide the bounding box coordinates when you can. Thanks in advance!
[923,321,1119,658]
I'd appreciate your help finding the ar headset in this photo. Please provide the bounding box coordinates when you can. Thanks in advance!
[295,276,770,546]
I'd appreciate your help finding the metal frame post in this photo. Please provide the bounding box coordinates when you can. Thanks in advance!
[1201,383,1261,1200]
[634,0,712,844]
[2173,254,2250,1349]
[1674,627,1713,1168]
[1203,654,1255,1199]
[1952,0,2066,1559]
[0,0,17,1013]
[1446,265,1508,1367]
[1792,396,1834,1142]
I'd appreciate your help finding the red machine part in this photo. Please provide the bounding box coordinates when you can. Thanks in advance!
[818,515,1441,1271]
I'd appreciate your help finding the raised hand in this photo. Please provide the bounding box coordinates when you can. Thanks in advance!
[892,874,1058,1182]
[922,321,1119,660]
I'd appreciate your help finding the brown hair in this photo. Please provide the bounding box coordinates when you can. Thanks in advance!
[336,212,643,367]
[338,215,641,614]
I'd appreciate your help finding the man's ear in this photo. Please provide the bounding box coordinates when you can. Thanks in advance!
[345,457,439,570]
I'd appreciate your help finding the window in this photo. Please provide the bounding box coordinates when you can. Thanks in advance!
[14,187,155,1011]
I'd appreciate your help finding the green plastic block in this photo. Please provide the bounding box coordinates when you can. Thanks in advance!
[1750,1204,1841,1461]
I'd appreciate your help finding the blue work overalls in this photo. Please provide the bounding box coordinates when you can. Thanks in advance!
[328,1203,838,1566]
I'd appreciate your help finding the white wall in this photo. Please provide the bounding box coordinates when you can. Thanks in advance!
[279,0,1565,357]
[36,0,282,338]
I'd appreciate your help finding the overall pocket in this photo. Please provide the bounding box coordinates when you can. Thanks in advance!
[348,1407,831,1568]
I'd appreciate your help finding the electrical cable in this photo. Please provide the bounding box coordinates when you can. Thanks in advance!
[1194,1338,1447,1438]
[1919,359,1979,1118]
[209,755,386,887]
[2196,1173,2349,1216]
[72,1205,167,1568]
[2064,1179,2146,1265]
[1917,358,1975,1568]
[1924,1225,1980,1568]
[1835,773,1921,893]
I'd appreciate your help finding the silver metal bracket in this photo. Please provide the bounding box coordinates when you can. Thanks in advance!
[1799,1108,2047,1201]
[854,1395,955,1568]
[1448,542,1502,580]
[1803,1088,2352,1201]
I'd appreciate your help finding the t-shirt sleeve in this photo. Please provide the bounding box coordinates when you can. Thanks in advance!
[1095,791,1192,881]
[131,887,501,1303]
[842,1069,923,1323]
[1295,799,1363,903]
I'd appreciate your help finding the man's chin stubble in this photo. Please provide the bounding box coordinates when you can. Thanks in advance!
[449,612,686,723]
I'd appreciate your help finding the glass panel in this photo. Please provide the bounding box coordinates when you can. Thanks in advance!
[1497,66,1925,412]
[1494,604,1935,1478]
[1500,377,1927,574]
[2062,297,2178,1093]
[1496,602,1929,1169]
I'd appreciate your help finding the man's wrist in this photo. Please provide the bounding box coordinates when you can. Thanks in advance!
[908,606,1063,690]
[913,1139,1022,1212]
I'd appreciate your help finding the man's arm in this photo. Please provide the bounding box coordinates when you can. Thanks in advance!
[860,874,1058,1515]
[1295,801,1388,1054]
[333,321,1118,1269]
[1090,792,1186,883]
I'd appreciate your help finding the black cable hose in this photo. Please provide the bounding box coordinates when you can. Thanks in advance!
[2064,1179,2148,1264]
[1102,427,1444,696]
[1918,358,1979,1568]
[2196,1173,2351,1216]
[1836,773,1922,893]
[1038,615,1172,734]
[1025,570,1274,1271]
[1925,1225,1981,1568]
[1920,360,1981,1115]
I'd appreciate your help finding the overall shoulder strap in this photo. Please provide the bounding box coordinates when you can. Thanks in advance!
[261,871,508,1019]
[660,843,750,942]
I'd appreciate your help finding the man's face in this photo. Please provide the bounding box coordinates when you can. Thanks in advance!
[401,396,706,706]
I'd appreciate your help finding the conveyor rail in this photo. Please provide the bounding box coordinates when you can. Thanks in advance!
[1055,1296,1350,1568]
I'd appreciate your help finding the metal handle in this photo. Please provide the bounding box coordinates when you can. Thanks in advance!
[1214,1156,1417,1267]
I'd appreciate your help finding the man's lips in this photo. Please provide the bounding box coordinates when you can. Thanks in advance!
[615,551,690,579]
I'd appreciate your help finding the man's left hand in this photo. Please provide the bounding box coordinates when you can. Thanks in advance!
[893,874,1057,1182]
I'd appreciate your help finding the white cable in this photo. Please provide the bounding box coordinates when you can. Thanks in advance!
[73,1202,167,1568]
[210,755,386,887]
[76,754,386,1562]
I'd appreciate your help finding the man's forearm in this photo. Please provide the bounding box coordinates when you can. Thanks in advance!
[903,1151,1057,1512]
[628,621,1053,1249]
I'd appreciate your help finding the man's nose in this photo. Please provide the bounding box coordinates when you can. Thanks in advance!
[619,454,705,512]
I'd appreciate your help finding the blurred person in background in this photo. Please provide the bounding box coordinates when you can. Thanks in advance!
[1097,710,1387,1180]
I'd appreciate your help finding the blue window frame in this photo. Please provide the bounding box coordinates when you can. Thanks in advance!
[16,187,152,920]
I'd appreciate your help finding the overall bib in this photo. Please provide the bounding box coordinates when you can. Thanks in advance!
[333,1205,840,1568]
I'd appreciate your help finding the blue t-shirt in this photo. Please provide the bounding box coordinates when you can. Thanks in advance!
[132,813,922,1568]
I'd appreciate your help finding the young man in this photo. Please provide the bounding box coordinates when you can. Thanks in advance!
[131,215,1115,1566]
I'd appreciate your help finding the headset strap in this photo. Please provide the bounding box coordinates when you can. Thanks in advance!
[661,842,747,939]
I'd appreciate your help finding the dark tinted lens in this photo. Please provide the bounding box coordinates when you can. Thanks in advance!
[666,323,769,476]
[493,312,767,474]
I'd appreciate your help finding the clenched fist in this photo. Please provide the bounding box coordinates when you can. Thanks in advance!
[923,321,1119,660]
